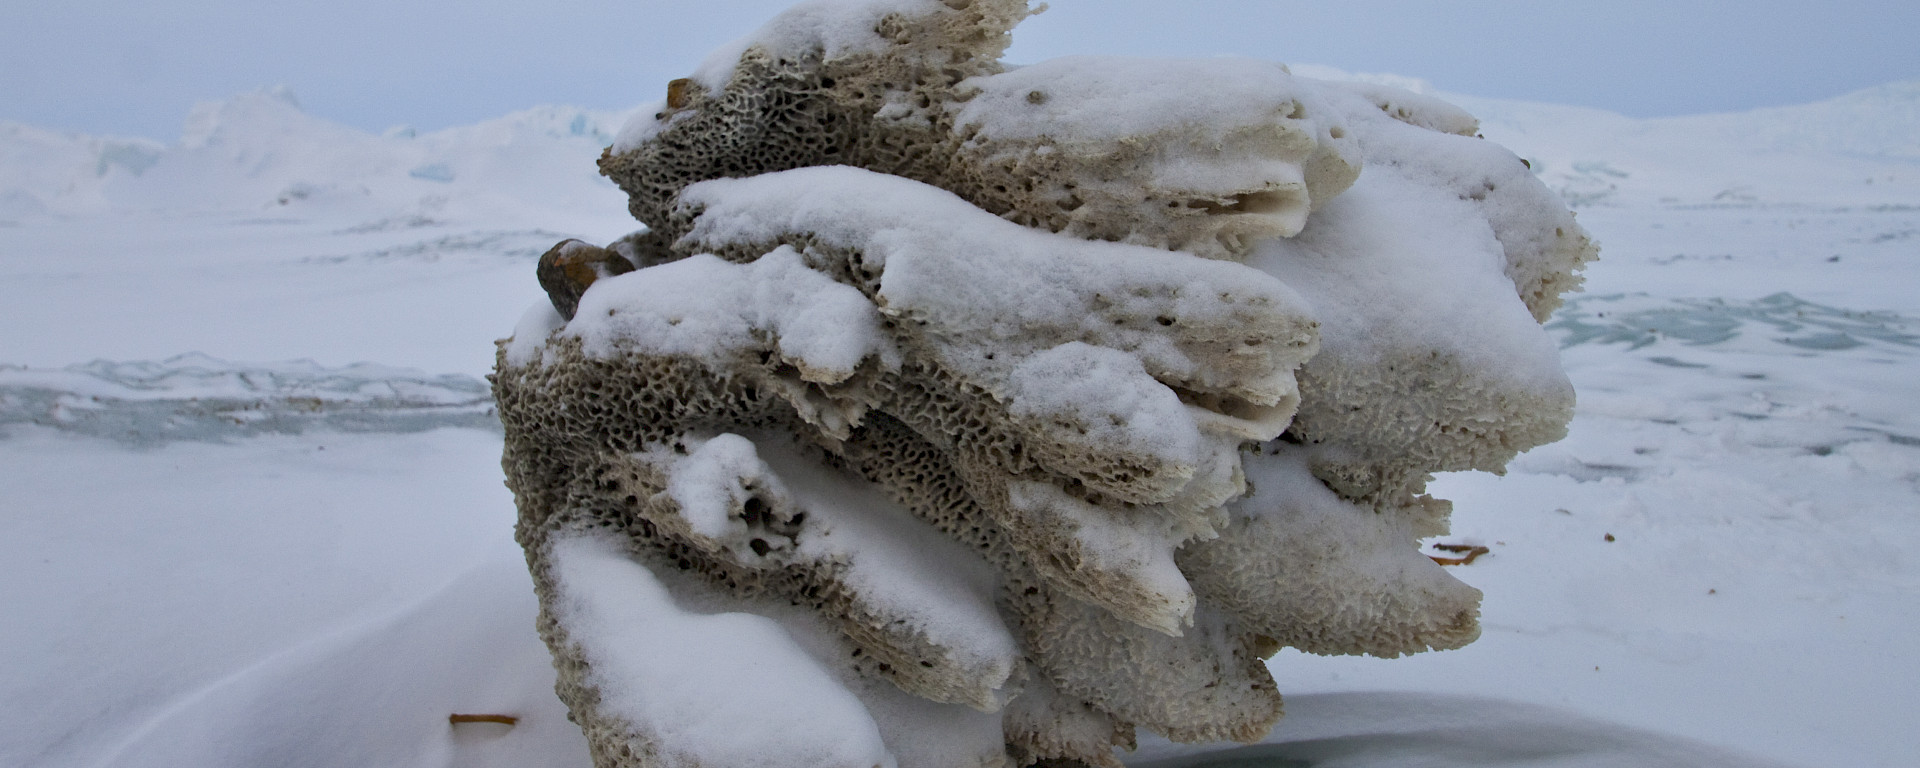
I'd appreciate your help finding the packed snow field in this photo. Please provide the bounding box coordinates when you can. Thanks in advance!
[3,76,1916,767]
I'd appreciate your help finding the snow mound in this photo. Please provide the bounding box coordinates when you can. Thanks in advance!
[1668,80,1920,162]
[1452,80,1920,209]
[0,120,163,220]
[0,86,633,224]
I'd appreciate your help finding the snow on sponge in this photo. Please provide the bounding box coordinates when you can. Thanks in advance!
[493,1,1595,766]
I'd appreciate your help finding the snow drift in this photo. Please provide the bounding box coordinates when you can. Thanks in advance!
[492,0,1593,766]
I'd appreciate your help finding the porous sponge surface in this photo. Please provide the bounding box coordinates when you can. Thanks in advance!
[495,1,1595,766]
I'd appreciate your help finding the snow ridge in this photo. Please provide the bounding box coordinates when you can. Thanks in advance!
[0,354,497,446]
[6,79,1920,222]
[0,86,635,222]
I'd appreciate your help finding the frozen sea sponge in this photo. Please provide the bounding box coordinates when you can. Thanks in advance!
[598,0,1360,262]
[494,1,1594,766]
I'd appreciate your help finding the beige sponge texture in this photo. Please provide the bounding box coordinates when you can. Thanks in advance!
[495,1,1595,766]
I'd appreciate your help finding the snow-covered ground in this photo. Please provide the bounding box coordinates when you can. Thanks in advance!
[3,77,1916,767]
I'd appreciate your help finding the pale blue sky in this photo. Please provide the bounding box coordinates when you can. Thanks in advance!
[5,0,1915,141]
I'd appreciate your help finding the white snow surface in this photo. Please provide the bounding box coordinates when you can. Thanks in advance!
[565,247,897,382]
[1006,342,1202,471]
[556,521,1011,768]
[3,68,1919,768]
[1249,163,1570,392]
[549,532,897,768]
[661,433,788,540]
[752,436,1021,693]
[954,55,1343,148]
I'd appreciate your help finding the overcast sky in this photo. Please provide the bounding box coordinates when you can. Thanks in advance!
[5,0,1916,142]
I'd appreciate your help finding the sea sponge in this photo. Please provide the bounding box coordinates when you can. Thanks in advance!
[494,1,1595,766]
[597,0,1360,263]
